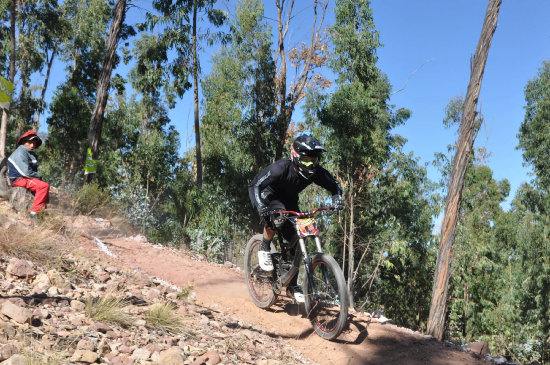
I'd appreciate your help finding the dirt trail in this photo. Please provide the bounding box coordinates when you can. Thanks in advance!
[77,222,493,365]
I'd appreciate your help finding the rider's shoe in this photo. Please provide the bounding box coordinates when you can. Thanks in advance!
[287,285,305,303]
[258,251,274,271]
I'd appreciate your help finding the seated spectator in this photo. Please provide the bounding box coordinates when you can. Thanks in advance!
[7,131,50,219]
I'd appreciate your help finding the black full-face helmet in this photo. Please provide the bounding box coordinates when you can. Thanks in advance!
[291,134,326,179]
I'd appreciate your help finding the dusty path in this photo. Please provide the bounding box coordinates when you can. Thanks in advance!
[75,220,494,365]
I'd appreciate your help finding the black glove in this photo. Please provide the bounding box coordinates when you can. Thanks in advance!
[332,195,344,210]
[258,205,271,217]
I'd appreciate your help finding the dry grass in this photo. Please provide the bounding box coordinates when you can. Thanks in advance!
[222,336,249,359]
[21,332,73,365]
[0,221,58,262]
[177,284,195,301]
[23,350,67,365]
[85,295,133,328]
[146,302,193,335]
[39,213,71,236]
[0,210,75,269]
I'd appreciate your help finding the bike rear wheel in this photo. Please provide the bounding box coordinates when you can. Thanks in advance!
[304,253,349,340]
[244,234,277,308]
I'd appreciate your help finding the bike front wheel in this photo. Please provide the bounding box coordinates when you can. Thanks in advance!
[303,253,349,340]
[244,234,277,309]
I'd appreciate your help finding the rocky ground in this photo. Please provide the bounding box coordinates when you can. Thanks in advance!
[0,199,511,365]
[0,202,311,365]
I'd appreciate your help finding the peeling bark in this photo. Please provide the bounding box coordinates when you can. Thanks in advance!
[426,0,502,340]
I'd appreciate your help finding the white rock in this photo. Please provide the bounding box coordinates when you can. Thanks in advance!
[70,300,86,311]
[6,259,36,278]
[131,348,151,361]
[70,349,98,363]
[0,354,26,365]
[47,286,59,296]
[1,302,31,324]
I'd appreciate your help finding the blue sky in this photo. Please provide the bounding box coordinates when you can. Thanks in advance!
[369,1,550,207]
[172,0,550,208]
[41,1,550,208]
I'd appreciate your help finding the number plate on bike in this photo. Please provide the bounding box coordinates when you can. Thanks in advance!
[297,218,319,237]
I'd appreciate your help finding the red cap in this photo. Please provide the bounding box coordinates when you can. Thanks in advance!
[17,131,42,148]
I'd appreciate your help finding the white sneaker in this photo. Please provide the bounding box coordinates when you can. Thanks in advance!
[287,285,305,303]
[258,251,274,271]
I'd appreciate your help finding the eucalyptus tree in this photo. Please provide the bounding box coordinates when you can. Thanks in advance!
[46,0,112,188]
[272,0,331,160]
[11,0,67,136]
[110,96,181,234]
[514,59,550,363]
[146,0,227,187]
[0,0,17,189]
[199,0,277,239]
[127,34,171,134]
[447,164,510,342]
[518,60,550,191]
[85,0,133,183]
[427,0,501,340]
[319,0,412,308]
[31,1,68,131]
[509,184,550,363]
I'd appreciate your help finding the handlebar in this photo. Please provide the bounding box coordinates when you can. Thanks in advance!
[275,206,337,218]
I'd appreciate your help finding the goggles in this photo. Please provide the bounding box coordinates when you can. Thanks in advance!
[300,155,319,168]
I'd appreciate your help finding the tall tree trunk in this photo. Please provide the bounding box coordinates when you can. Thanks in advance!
[426,0,501,341]
[34,50,56,131]
[0,0,18,190]
[347,185,355,310]
[16,61,28,138]
[274,0,290,160]
[192,0,202,187]
[273,0,327,160]
[85,0,127,184]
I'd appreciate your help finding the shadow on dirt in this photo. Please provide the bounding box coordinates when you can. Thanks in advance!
[263,300,372,345]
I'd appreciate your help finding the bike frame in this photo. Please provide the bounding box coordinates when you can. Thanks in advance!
[272,207,332,296]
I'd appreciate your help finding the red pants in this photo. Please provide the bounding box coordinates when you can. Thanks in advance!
[12,178,50,213]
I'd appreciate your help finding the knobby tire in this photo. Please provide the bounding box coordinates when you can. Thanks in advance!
[244,234,277,308]
[304,253,349,340]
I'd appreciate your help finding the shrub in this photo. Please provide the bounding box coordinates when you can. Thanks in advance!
[73,182,113,215]
[145,302,192,335]
[85,295,132,327]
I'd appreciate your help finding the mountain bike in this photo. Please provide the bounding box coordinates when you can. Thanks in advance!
[244,206,349,340]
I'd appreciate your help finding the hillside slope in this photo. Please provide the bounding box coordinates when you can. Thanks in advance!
[0,200,502,364]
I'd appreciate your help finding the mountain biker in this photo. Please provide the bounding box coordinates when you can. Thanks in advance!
[7,131,50,220]
[248,134,343,302]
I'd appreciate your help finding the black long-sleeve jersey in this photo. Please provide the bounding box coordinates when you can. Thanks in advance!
[248,158,342,211]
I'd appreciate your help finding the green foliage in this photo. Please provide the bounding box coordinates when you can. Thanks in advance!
[436,76,550,362]
[352,147,438,330]
[6,2,550,363]
[73,181,113,215]
[447,164,511,342]
[518,60,550,191]
[145,0,228,102]
[111,117,181,233]
[330,0,380,85]
[507,184,550,363]
[199,0,277,241]
[318,1,436,330]
[43,84,90,188]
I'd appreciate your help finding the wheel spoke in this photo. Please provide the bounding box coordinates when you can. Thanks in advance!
[304,254,348,340]
[245,236,276,308]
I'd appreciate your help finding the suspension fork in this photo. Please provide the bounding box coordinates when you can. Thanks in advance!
[313,236,332,289]
[294,227,325,295]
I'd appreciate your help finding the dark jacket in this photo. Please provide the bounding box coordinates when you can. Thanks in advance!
[248,158,342,211]
[7,145,41,185]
